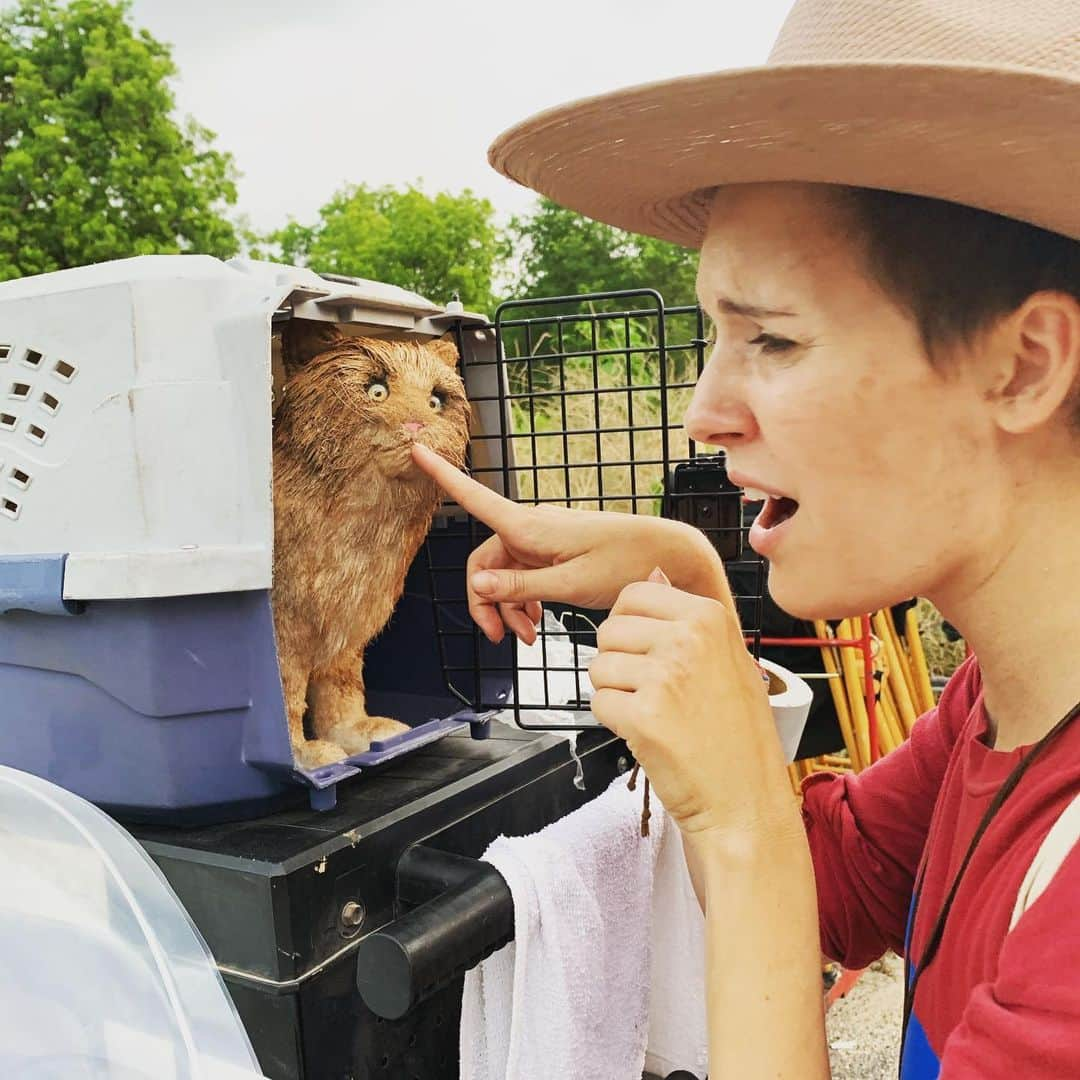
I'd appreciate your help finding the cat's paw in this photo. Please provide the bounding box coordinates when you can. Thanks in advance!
[294,738,348,771]
[324,717,410,755]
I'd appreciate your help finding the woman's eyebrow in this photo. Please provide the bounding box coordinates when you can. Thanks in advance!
[698,294,799,319]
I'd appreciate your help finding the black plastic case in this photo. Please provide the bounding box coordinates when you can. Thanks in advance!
[133,725,625,1079]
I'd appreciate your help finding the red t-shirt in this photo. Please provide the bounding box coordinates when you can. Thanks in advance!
[803,657,1080,1077]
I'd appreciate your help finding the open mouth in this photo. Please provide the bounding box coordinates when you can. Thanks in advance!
[758,494,800,529]
[742,487,800,532]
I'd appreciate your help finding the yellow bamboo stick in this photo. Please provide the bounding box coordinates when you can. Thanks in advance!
[905,607,937,714]
[821,754,852,768]
[815,620,865,772]
[872,695,895,755]
[881,609,920,719]
[879,681,907,751]
[871,612,900,695]
[787,763,803,797]
[884,609,922,723]
[873,611,919,736]
[839,620,870,767]
[838,618,873,768]
[868,638,901,755]
[815,621,858,764]
[872,635,907,747]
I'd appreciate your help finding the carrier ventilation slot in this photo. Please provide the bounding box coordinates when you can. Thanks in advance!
[7,466,31,489]
[52,359,75,381]
[38,391,59,415]
[9,382,30,400]
[0,345,9,361]
[0,412,15,431]
[22,349,42,369]
[1,496,19,520]
[25,423,47,445]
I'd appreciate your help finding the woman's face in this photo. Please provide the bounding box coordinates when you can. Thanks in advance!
[686,182,1008,619]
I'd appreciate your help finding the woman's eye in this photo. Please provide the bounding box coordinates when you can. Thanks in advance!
[747,332,797,356]
[367,381,389,402]
[428,392,445,413]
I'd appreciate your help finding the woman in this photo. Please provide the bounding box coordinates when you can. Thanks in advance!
[414,0,1080,1075]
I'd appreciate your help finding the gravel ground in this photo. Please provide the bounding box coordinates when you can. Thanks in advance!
[826,954,905,1079]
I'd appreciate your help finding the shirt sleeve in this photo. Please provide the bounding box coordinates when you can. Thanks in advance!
[939,842,1080,1077]
[801,658,978,969]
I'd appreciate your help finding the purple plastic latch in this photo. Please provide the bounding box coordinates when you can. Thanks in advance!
[352,717,469,766]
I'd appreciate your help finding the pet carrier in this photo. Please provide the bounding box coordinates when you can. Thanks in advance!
[0,255,514,820]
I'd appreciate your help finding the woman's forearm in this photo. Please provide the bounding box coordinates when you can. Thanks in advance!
[686,816,831,1079]
[683,830,707,910]
[666,522,736,608]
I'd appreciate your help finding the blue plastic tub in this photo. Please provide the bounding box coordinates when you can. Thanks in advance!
[0,524,511,822]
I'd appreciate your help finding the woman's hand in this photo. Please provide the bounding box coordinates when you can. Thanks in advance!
[590,569,794,837]
[411,443,732,645]
[597,574,828,1079]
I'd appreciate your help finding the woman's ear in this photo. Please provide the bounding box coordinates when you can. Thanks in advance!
[984,292,1080,435]
[281,320,349,377]
[427,331,460,369]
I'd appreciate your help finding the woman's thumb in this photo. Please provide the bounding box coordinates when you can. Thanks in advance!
[471,564,572,603]
[648,566,671,586]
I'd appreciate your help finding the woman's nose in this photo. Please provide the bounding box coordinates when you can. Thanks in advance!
[683,359,758,447]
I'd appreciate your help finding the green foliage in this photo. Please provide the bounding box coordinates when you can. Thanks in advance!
[0,0,238,281]
[496,200,704,405]
[502,198,699,309]
[262,183,500,314]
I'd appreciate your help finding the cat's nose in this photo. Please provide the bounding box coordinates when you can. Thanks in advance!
[402,421,426,434]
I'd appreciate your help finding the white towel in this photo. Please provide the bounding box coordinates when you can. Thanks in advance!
[460,775,707,1080]
[645,826,708,1079]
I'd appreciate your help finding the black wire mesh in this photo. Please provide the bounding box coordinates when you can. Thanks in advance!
[426,291,766,730]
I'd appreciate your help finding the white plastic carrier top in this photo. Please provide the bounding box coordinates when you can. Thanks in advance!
[0,765,268,1079]
[0,255,463,601]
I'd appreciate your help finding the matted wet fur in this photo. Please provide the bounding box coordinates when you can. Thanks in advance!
[272,322,470,769]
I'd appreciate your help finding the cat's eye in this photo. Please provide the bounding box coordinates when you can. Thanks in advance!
[367,381,389,402]
[428,392,445,413]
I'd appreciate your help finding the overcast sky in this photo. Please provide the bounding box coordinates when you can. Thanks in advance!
[106,0,794,232]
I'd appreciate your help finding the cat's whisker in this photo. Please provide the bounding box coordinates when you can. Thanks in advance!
[328,382,362,414]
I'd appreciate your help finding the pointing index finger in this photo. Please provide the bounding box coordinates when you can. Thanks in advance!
[412,443,522,534]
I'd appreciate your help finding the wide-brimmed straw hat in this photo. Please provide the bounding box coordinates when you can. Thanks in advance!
[488,0,1080,248]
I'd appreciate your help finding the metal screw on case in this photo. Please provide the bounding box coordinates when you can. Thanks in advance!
[616,756,632,774]
[339,901,366,937]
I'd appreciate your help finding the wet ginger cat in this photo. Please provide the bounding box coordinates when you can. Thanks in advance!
[272,322,470,770]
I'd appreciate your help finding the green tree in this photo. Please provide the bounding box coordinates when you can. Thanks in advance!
[502,198,699,309]
[264,183,500,314]
[0,0,238,281]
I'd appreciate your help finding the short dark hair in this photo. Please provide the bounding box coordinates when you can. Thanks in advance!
[839,187,1080,366]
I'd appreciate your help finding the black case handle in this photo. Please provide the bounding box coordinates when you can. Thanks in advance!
[356,846,514,1020]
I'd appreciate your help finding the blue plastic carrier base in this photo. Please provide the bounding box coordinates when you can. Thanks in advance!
[0,529,511,824]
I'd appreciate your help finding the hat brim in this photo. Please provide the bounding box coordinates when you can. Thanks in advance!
[488,62,1080,248]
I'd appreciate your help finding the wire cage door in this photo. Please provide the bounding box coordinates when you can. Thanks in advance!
[427,290,766,731]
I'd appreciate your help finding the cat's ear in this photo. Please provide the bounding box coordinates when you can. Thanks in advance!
[282,320,349,376]
[427,332,460,369]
